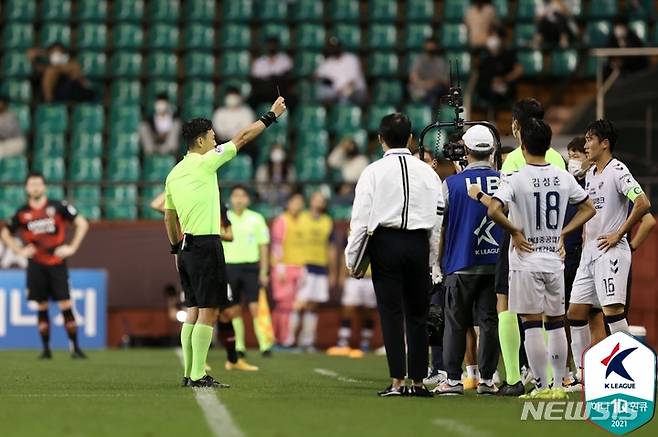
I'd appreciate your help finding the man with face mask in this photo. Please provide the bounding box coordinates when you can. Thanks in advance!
[139,93,182,156]
[250,37,293,105]
[475,29,523,111]
[315,37,367,105]
[408,38,449,110]
[328,137,370,184]
[213,87,257,161]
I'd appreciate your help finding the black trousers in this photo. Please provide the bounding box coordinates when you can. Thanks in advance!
[442,273,499,381]
[368,228,431,381]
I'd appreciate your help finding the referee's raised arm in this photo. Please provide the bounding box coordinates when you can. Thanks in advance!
[231,97,287,150]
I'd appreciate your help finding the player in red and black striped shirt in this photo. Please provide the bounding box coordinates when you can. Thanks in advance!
[0,172,89,359]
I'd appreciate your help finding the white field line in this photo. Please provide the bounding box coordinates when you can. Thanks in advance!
[313,367,372,384]
[432,418,492,437]
[175,349,244,437]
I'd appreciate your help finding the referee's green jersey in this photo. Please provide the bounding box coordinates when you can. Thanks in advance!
[164,141,237,236]
[222,209,270,264]
[501,146,565,173]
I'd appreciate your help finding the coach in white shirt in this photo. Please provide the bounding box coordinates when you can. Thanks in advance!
[345,113,444,397]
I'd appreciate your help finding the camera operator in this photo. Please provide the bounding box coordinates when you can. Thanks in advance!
[433,125,503,395]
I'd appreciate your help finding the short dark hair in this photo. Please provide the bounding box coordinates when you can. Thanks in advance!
[567,136,586,154]
[230,184,250,196]
[155,93,169,101]
[520,118,552,157]
[182,118,213,148]
[470,149,493,161]
[379,113,411,149]
[47,42,67,51]
[225,86,240,95]
[501,146,516,155]
[586,119,617,151]
[512,98,544,124]
[25,171,46,184]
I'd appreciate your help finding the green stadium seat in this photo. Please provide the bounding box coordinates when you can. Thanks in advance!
[9,103,30,132]
[256,126,288,152]
[183,24,215,50]
[218,81,252,100]
[0,157,28,183]
[148,24,179,50]
[445,51,471,77]
[629,20,648,43]
[407,0,434,21]
[112,24,144,49]
[292,105,326,130]
[551,50,579,76]
[114,0,145,21]
[0,186,24,218]
[147,0,180,22]
[293,51,322,77]
[110,80,141,104]
[518,50,543,76]
[108,131,140,156]
[104,185,138,220]
[260,24,290,48]
[404,24,433,50]
[628,0,655,19]
[516,0,537,22]
[76,24,107,50]
[444,0,469,22]
[70,132,103,158]
[41,0,71,21]
[295,80,318,103]
[4,0,36,22]
[258,0,288,21]
[110,52,143,77]
[367,52,399,77]
[143,81,178,110]
[296,24,325,50]
[1,80,31,103]
[181,103,214,121]
[372,80,403,104]
[404,103,433,135]
[579,55,599,79]
[78,51,107,79]
[369,0,397,21]
[108,157,140,182]
[329,204,352,220]
[223,1,253,21]
[109,104,141,133]
[296,131,329,157]
[334,24,361,50]
[34,132,65,158]
[493,0,510,20]
[251,203,280,221]
[182,81,216,107]
[367,105,397,132]
[184,0,216,22]
[70,185,101,220]
[47,185,65,201]
[35,105,68,134]
[329,104,362,133]
[293,0,323,21]
[368,25,397,49]
[78,204,101,221]
[586,21,612,48]
[221,24,251,49]
[77,0,108,21]
[143,156,175,183]
[588,0,617,19]
[296,157,326,182]
[220,51,251,77]
[146,52,178,78]
[514,23,536,48]
[33,156,65,183]
[3,24,34,50]
[183,52,215,78]
[72,104,104,134]
[69,157,102,183]
[441,23,468,49]
[336,128,368,153]
[331,0,360,22]
[2,51,32,77]
[39,24,71,47]
[140,185,163,220]
[220,155,253,182]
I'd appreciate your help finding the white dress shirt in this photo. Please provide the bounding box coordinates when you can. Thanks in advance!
[212,105,256,141]
[315,52,366,93]
[251,53,293,79]
[345,148,444,270]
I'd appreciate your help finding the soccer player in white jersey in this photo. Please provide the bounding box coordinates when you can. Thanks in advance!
[488,118,596,399]
[567,119,652,381]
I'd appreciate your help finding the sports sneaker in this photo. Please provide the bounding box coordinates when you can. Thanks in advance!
[519,387,552,399]
[225,359,259,371]
[564,379,583,393]
[432,381,464,395]
[408,385,433,398]
[261,349,273,358]
[374,346,387,356]
[423,369,448,386]
[326,346,352,356]
[180,377,190,387]
[462,377,478,390]
[497,381,525,396]
[377,385,405,397]
[551,387,568,400]
[348,349,365,359]
[39,349,52,360]
[476,382,498,395]
[190,375,230,388]
[71,349,87,359]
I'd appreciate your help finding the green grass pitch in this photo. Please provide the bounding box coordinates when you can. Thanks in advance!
[0,349,655,437]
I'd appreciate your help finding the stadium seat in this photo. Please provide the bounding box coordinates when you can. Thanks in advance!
[112,24,144,49]
[113,0,145,21]
[108,131,140,157]
[293,51,322,77]
[0,156,28,183]
[404,24,433,50]
[367,105,397,132]
[258,0,288,21]
[72,104,104,134]
[3,0,36,22]
[35,105,68,134]
[183,24,215,50]
[292,105,326,131]
[628,0,655,19]
[109,104,141,133]
[34,132,65,158]
[147,0,180,22]
[493,0,510,20]
[514,23,536,48]
[586,21,612,48]
[517,50,543,76]
[551,50,579,76]
[256,126,288,151]
[181,103,214,121]
[296,157,326,182]
[41,0,71,21]
[109,52,143,78]
[404,103,433,135]
[0,185,25,208]
[39,23,71,47]
[148,24,179,50]
[1,80,31,103]
[47,185,65,201]
[331,0,360,21]
[76,0,107,21]
[146,52,178,78]
[33,156,65,183]
[2,51,32,77]
[183,52,215,78]
[445,51,471,77]
[76,24,107,50]
[221,24,251,49]
[69,157,102,183]
[223,1,253,21]
[367,52,399,77]
[70,132,103,158]
[140,185,164,220]
[260,24,290,48]
[296,24,326,50]
[184,0,216,22]
[587,0,617,19]
[407,0,434,22]
[104,185,138,220]
[516,0,537,21]
[220,155,254,182]
[143,81,178,110]
[295,80,318,103]
[333,24,361,50]
[218,81,252,100]
[108,157,140,182]
[70,185,101,220]
[293,0,323,21]
[3,24,34,50]
[182,81,216,107]
[220,51,251,77]
[372,80,403,105]
[143,156,175,183]
[441,23,468,49]
[110,80,141,104]
[329,104,362,133]
[368,25,397,50]
[78,51,107,79]
[629,20,648,43]
[296,131,329,157]
[9,103,30,132]
[369,0,397,22]
[444,0,469,22]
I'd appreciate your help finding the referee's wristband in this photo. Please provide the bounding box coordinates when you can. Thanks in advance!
[476,191,484,202]
[170,241,182,254]
[259,111,278,128]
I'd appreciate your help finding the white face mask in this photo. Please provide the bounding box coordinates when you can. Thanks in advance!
[225,94,242,108]
[614,25,627,40]
[568,159,587,178]
[49,51,69,66]
[486,36,501,52]
[270,148,286,163]
[154,100,169,114]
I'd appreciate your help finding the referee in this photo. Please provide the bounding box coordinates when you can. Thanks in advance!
[346,113,444,397]
[164,97,286,388]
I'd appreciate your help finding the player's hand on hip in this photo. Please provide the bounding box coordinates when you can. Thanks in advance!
[20,244,36,258]
[597,232,621,252]
[558,236,566,260]
[511,230,534,253]
[270,96,287,118]
[54,244,76,259]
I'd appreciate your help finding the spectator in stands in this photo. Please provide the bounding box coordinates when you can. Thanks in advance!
[475,28,524,112]
[315,37,367,105]
[408,38,449,110]
[607,17,649,75]
[328,137,369,184]
[465,0,498,49]
[534,0,575,49]
[0,95,26,159]
[26,42,95,103]
[213,87,256,160]
[139,93,181,156]
[255,143,296,206]
[250,37,293,105]
[331,183,356,207]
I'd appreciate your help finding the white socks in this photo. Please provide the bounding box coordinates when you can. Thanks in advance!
[546,323,568,388]
[299,311,318,348]
[285,310,301,346]
[606,316,629,334]
[524,326,548,389]
[569,322,590,371]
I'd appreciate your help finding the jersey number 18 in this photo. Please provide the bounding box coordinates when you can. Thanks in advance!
[533,191,560,230]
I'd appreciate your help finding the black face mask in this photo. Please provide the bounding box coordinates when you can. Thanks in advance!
[426,49,440,56]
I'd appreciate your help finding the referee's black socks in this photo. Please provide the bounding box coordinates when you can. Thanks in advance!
[217,321,238,364]
[37,309,50,352]
[62,308,80,351]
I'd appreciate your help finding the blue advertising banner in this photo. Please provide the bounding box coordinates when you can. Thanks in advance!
[0,269,107,349]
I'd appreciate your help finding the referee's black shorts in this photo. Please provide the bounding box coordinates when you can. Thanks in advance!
[226,263,260,304]
[177,235,231,309]
[495,232,510,295]
[26,260,71,302]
